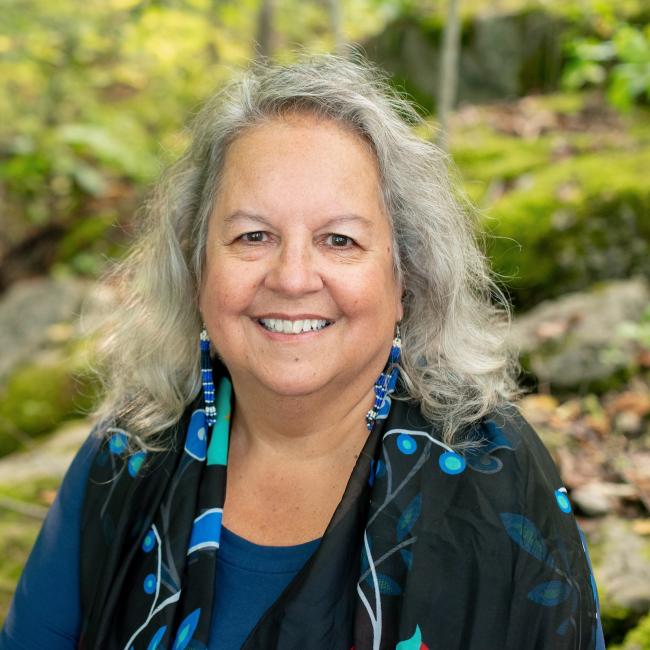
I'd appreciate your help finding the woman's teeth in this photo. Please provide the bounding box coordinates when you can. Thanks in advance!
[258,318,331,334]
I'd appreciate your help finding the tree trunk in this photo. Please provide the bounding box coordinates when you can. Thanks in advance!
[329,0,344,55]
[255,0,274,60]
[437,0,461,150]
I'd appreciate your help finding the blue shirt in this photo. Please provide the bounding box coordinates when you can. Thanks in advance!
[0,435,320,649]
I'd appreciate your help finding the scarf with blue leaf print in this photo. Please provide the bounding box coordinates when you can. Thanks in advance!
[79,367,600,649]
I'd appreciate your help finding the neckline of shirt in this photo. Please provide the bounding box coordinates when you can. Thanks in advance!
[218,526,322,573]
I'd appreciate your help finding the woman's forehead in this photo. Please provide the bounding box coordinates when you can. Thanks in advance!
[214,115,386,222]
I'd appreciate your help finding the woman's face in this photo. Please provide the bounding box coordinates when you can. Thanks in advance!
[199,113,403,401]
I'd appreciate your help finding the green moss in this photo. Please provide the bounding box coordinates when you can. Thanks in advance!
[530,91,586,114]
[0,476,62,500]
[0,351,100,457]
[0,518,41,623]
[445,96,650,310]
[606,608,650,650]
[626,109,650,142]
[55,213,115,262]
[482,147,650,308]
[53,212,127,276]
[452,126,553,189]
[0,476,61,624]
[601,602,644,648]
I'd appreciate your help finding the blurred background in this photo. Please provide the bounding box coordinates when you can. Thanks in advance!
[0,0,649,645]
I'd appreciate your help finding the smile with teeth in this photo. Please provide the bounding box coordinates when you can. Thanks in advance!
[258,318,332,334]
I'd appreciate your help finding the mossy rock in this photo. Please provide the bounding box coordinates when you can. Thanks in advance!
[448,97,650,310]
[484,148,650,308]
[590,518,650,647]
[0,349,100,458]
[366,9,567,109]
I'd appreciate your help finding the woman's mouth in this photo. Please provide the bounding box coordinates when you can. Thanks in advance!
[257,318,333,334]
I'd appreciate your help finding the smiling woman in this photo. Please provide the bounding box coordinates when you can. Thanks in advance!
[201,114,402,420]
[0,55,604,650]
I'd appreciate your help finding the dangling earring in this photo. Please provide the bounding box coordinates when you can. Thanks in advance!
[200,328,217,427]
[366,324,402,431]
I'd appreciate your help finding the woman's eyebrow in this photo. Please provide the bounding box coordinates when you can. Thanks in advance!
[223,211,374,229]
[223,210,273,227]
[320,214,374,229]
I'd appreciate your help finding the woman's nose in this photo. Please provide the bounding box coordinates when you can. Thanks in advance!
[264,241,324,296]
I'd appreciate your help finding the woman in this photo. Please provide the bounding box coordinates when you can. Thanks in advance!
[1,55,604,649]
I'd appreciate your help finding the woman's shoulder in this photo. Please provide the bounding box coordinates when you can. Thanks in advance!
[459,403,576,527]
[398,398,561,481]
[475,403,565,485]
[391,397,566,507]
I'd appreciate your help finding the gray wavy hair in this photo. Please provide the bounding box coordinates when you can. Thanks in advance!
[95,53,519,449]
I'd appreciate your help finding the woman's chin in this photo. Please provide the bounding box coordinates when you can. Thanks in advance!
[254,376,332,400]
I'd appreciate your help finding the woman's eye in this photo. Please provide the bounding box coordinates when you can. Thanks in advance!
[239,231,268,243]
[327,234,354,247]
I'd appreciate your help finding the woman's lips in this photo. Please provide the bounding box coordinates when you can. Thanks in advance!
[256,317,333,334]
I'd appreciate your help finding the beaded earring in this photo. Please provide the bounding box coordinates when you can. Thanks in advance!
[366,324,402,431]
[200,328,217,427]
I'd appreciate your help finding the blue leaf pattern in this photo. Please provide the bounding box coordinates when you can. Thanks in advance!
[172,608,201,650]
[376,572,402,595]
[147,626,167,650]
[360,539,370,574]
[363,568,402,596]
[500,513,555,568]
[482,420,514,451]
[396,494,422,542]
[556,617,572,636]
[527,580,571,606]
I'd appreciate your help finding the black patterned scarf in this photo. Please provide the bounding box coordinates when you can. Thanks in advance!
[79,370,600,649]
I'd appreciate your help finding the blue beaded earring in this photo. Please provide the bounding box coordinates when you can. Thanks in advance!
[200,328,217,427]
[366,325,402,431]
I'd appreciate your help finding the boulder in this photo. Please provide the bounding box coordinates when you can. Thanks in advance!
[510,278,650,390]
[572,481,638,517]
[0,418,90,485]
[365,10,567,109]
[0,277,89,384]
[0,277,110,457]
[594,517,650,615]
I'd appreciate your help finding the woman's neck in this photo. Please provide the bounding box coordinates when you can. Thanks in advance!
[227,378,375,464]
[222,378,375,544]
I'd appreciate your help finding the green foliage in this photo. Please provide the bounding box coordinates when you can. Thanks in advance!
[610,611,650,650]
[0,0,397,279]
[0,347,100,457]
[53,213,124,275]
[562,23,650,110]
[602,602,644,648]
